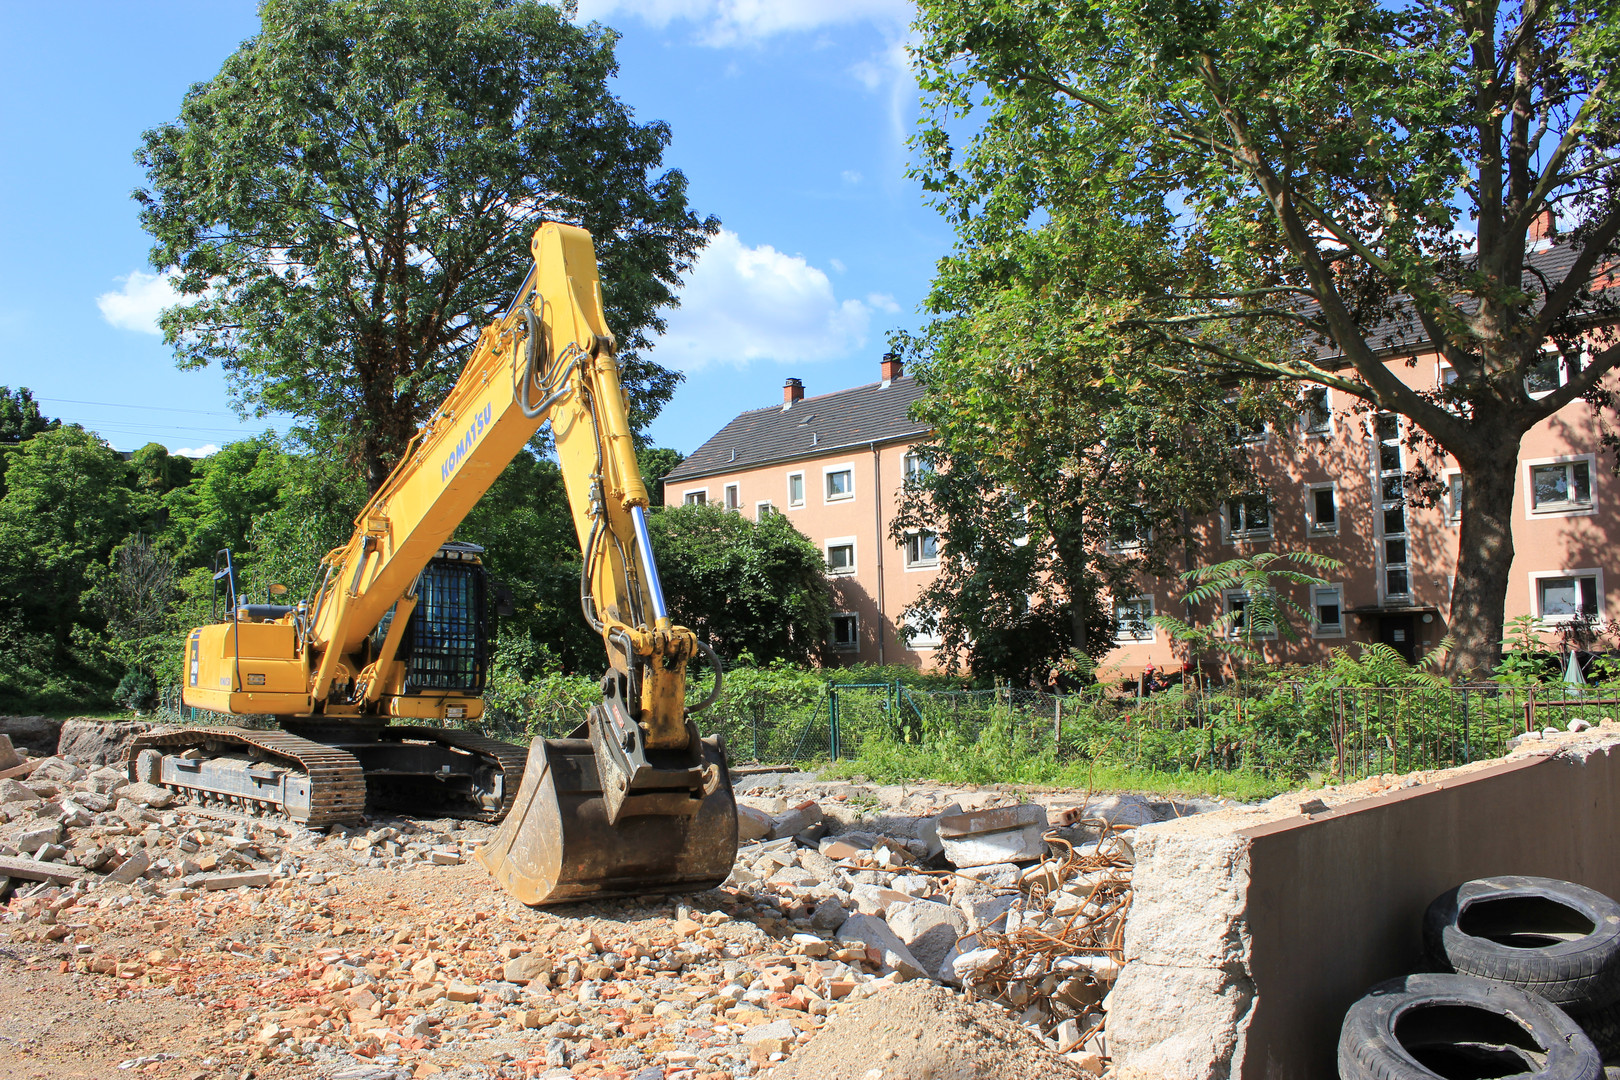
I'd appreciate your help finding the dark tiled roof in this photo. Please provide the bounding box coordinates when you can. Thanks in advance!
[1309,242,1588,361]
[664,375,930,483]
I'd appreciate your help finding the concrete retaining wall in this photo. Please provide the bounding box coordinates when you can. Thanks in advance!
[1110,732,1620,1080]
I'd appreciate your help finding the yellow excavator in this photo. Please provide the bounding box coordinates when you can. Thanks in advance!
[130,222,738,905]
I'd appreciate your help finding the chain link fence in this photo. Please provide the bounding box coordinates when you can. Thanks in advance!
[154,677,1619,786]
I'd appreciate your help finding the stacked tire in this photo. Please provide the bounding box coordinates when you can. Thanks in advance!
[1340,875,1620,1080]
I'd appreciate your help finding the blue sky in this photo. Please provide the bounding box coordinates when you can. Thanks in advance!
[0,0,951,458]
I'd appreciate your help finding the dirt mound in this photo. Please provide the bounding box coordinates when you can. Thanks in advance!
[767,981,1092,1080]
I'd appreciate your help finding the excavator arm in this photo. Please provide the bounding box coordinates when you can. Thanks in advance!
[168,223,737,904]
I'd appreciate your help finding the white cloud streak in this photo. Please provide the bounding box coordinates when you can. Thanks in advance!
[575,0,912,44]
[96,270,180,334]
[171,444,220,458]
[653,229,880,370]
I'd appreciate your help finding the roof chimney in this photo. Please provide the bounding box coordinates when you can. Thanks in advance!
[1529,207,1558,249]
[880,353,903,386]
[783,377,804,409]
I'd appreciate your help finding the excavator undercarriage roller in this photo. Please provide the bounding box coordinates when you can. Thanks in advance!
[478,714,737,906]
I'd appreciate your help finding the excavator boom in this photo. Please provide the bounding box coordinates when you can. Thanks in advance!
[149,223,737,905]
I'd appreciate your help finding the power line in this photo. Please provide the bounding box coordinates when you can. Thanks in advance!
[39,396,236,417]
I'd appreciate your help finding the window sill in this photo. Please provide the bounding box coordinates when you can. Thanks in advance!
[1225,532,1275,544]
[824,495,854,504]
[828,569,856,577]
[1114,636,1156,646]
[831,644,860,653]
[904,561,939,572]
[1529,504,1597,518]
[1312,628,1346,639]
[1308,526,1340,536]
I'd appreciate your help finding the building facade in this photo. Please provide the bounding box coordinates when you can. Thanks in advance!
[661,358,942,666]
[670,340,1616,675]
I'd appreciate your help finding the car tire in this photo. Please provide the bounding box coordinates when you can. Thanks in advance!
[1339,973,1601,1080]
[1424,876,1620,1010]
[1567,995,1620,1063]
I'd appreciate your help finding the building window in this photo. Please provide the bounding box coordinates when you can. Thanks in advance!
[1524,346,1588,399]
[1301,388,1331,435]
[1110,510,1150,552]
[723,483,740,511]
[755,500,775,521]
[682,489,708,506]
[1446,472,1463,524]
[1375,413,1410,600]
[1527,457,1595,516]
[904,531,939,569]
[1222,589,1277,639]
[903,451,932,480]
[903,611,943,650]
[1313,586,1344,638]
[1224,494,1272,540]
[1533,570,1603,624]
[830,613,860,652]
[787,472,805,509]
[824,465,855,502]
[1114,595,1155,643]
[1307,484,1338,534]
[825,538,856,576]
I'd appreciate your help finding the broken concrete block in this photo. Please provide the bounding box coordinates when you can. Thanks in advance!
[938,803,1049,867]
[810,896,849,933]
[35,842,67,862]
[57,720,157,768]
[201,870,274,890]
[736,804,773,842]
[0,735,18,772]
[885,899,969,979]
[16,822,65,853]
[109,849,152,884]
[83,767,128,796]
[950,946,1002,982]
[0,778,40,804]
[850,883,912,916]
[958,893,1019,931]
[768,800,823,840]
[503,952,552,984]
[918,801,963,859]
[1082,794,1159,829]
[837,913,927,979]
[818,834,874,861]
[120,782,174,809]
[28,757,84,785]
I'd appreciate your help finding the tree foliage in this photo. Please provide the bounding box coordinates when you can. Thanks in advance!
[912,0,1620,675]
[137,0,717,490]
[891,217,1294,683]
[0,387,58,446]
[647,504,833,665]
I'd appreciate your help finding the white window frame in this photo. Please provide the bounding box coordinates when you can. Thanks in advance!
[786,471,806,509]
[720,482,741,511]
[1300,387,1333,437]
[902,451,931,480]
[1223,494,1273,543]
[830,612,860,652]
[1227,397,1270,447]
[1114,595,1156,644]
[902,611,943,650]
[682,488,709,507]
[902,530,939,571]
[1523,345,1588,400]
[1222,588,1278,640]
[1444,469,1463,526]
[1530,568,1605,625]
[755,500,775,522]
[825,536,857,576]
[1524,454,1598,518]
[1305,482,1339,535]
[823,462,856,503]
[1312,583,1345,639]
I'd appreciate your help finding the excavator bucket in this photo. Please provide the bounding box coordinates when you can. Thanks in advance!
[478,733,739,906]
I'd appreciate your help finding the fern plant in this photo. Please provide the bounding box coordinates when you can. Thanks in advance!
[1153,551,1345,664]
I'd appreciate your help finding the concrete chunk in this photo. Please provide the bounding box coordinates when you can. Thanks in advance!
[28,757,84,785]
[108,849,152,884]
[838,913,927,979]
[201,870,274,890]
[120,782,175,809]
[0,778,40,804]
[768,799,824,840]
[885,900,969,980]
[736,804,773,842]
[0,735,18,771]
[16,823,65,853]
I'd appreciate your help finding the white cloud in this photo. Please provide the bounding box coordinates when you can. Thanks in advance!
[170,444,220,458]
[829,257,847,273]
[575,0,911,45]
[866,292,900,313]
[96,270,180,334]
[653,229,882,370]
[841,170,863,185]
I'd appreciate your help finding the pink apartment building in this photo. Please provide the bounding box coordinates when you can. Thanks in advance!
[661,357,942,666]
[669,314,1617,675]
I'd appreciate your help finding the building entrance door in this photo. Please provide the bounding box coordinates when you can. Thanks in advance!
[1379,615,1417,662]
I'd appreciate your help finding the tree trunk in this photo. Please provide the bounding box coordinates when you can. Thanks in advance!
[1447,449,1519,679]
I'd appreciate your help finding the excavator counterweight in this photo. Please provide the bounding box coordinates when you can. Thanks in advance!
[151,222,737,906]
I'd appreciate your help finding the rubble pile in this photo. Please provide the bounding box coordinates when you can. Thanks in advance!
[0,727,1216,1079]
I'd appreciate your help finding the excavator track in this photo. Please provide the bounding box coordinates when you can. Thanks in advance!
[128,727,367,828]
[371,726,529,823]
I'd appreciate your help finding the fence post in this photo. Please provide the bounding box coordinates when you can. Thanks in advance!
[753,703,762,763]
[829,690,840,761]
[1054,697,1062,748]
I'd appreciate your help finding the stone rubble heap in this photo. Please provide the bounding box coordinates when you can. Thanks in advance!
[0,725,1215,1080]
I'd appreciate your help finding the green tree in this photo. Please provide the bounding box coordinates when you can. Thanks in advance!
[0,427,135,705]
[891,219,1292,682]
[137,0,717,491]
[912,0,1620,676]
[647,504,833,665]
[161,437,289,568]
[638,446,685,507]
[0,387,58,445]
[1153,551,1343,666]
